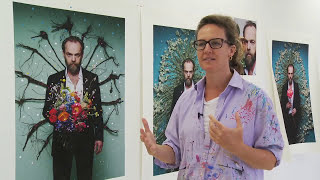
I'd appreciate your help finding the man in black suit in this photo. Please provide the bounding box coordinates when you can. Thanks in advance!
[280,64,300,144]
[43,36,103,180]
[170,58,195,115]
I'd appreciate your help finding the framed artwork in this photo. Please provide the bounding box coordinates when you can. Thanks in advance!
[271,40,315,145]
[234,18,257,76]
[152,24,205,176]
[14,2,126,179]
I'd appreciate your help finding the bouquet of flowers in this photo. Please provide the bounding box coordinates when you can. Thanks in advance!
[48,84,95,132]
[287,88,293,99]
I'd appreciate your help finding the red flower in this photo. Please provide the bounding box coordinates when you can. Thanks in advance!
[72,103,82,117]
[80,111,88,119]
[75,122,87,132]
[80,122,86,128]
[72,115,79,122]
[49,115,57,123]
[75,96,80,103]
[49,108,57,115]
[287,88,293,99]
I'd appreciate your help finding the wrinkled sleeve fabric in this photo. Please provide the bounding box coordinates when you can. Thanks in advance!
[154,101,181,169]
[253,90,284,167]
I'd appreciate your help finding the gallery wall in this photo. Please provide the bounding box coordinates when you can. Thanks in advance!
[1,0,320,179]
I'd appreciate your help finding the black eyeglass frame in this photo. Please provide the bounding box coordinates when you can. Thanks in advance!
[193,38,232,50]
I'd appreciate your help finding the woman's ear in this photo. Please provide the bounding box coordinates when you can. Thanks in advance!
[229,44,237,57]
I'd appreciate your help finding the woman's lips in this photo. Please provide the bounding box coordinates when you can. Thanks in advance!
[203,57,215,61]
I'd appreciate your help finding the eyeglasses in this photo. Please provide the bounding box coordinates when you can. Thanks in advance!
[193,38,231,50]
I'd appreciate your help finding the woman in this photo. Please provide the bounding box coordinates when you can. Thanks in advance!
[141,14,283,179]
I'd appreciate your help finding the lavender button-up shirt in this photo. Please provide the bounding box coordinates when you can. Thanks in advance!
[155,71,284,180]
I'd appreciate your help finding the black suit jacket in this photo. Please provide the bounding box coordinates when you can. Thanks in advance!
[280,80,301,144]
[170,82,185,115]
[43,69,103,154]
[281,80,301,118]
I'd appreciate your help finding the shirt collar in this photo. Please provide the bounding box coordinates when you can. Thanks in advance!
[228,69,243,90]
[194,69,243,92]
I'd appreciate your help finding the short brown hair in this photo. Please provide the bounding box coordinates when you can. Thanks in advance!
[287,64,295,73]
[182,58,195,71]
[196,15,244,74]
[243,21,256,37]
[62,36,84,54]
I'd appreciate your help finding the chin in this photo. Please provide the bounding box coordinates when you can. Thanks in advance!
[201,66,217,73]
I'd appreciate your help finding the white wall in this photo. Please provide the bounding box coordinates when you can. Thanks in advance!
[260,0,320,179]
[1,0,320,179]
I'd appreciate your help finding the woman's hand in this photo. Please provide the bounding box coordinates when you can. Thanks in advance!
[209,112,243,154]
[209,112,277,170]
[140,118,158,156]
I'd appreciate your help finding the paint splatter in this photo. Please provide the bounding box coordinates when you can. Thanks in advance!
[196,155,200,162]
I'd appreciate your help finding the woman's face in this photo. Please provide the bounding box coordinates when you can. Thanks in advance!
[196,24,235,73]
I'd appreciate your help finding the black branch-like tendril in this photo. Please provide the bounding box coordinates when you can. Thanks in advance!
[95,56,116,69]
[18,16,124,160]
[101,98,123,107]
[32,31,65,69]
[16,44,59,72]
[99,72,124,93]
[15,71,46,118]
[22,119,49,151]
[15,71,47,88]
[85,37,118,69]
[36,132,53,160]
[51,16,73,36]
[15,98,45,106]
[103,107,118,134]
[81,25,92,42]
[99,37,119,67]
[85,42,99,69]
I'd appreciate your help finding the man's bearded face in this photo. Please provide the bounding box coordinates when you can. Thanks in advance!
[63,41,83,75]
[243,26,256,69]
[183,62,194,88]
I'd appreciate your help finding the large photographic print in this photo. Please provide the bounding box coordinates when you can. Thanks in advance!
[153,25,204,176]
[14,2,125,179]
[272,40,315,145]
[234,18,256,75]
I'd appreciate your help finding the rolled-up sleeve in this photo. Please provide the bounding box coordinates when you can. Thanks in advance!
[253,90,284,167]
[154,101,181,169]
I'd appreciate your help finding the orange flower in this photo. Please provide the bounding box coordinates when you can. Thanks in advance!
[70,92,80,102]
[58,112,69,122]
